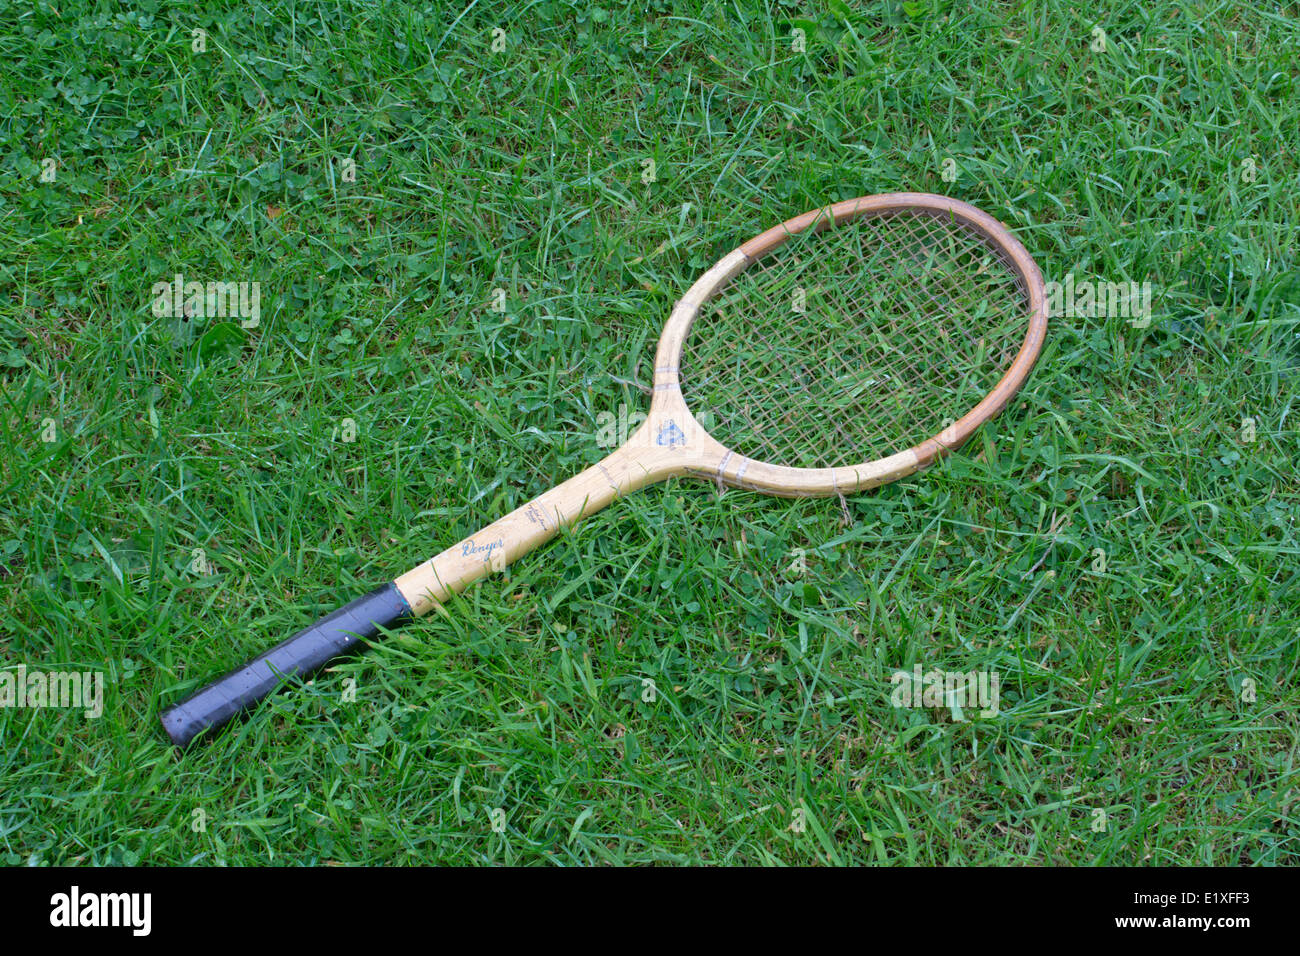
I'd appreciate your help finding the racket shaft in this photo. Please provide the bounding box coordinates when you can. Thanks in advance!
[393,439,674,616]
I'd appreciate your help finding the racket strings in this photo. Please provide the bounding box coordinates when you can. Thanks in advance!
[681,210,1029,469]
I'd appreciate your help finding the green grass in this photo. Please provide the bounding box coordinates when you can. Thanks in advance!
[1,0,1297,865]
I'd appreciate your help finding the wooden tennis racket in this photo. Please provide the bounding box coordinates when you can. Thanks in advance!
[161,192,1048,746]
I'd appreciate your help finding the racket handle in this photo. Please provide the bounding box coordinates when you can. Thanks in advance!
[160,583,412,747]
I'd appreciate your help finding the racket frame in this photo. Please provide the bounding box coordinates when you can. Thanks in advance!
[161,192,1046,745]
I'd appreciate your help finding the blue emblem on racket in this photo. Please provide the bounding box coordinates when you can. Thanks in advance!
[656,420,686,448]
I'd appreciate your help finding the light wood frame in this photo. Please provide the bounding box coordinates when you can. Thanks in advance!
[395,193,1047,616]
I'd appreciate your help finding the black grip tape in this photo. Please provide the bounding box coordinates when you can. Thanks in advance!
[160,582,412,747]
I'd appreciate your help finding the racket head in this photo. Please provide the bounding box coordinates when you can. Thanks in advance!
[647,193,1048,497]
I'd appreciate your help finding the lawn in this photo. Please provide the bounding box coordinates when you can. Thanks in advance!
[1,0,1297,865]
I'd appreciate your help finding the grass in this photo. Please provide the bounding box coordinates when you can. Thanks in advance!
[0,0,1297,865]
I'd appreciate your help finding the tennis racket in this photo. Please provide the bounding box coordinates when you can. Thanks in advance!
[161,192,1047,746]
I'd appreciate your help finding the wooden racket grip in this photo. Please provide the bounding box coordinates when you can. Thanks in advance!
[160,582,413,747]
[394,440,675,616]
